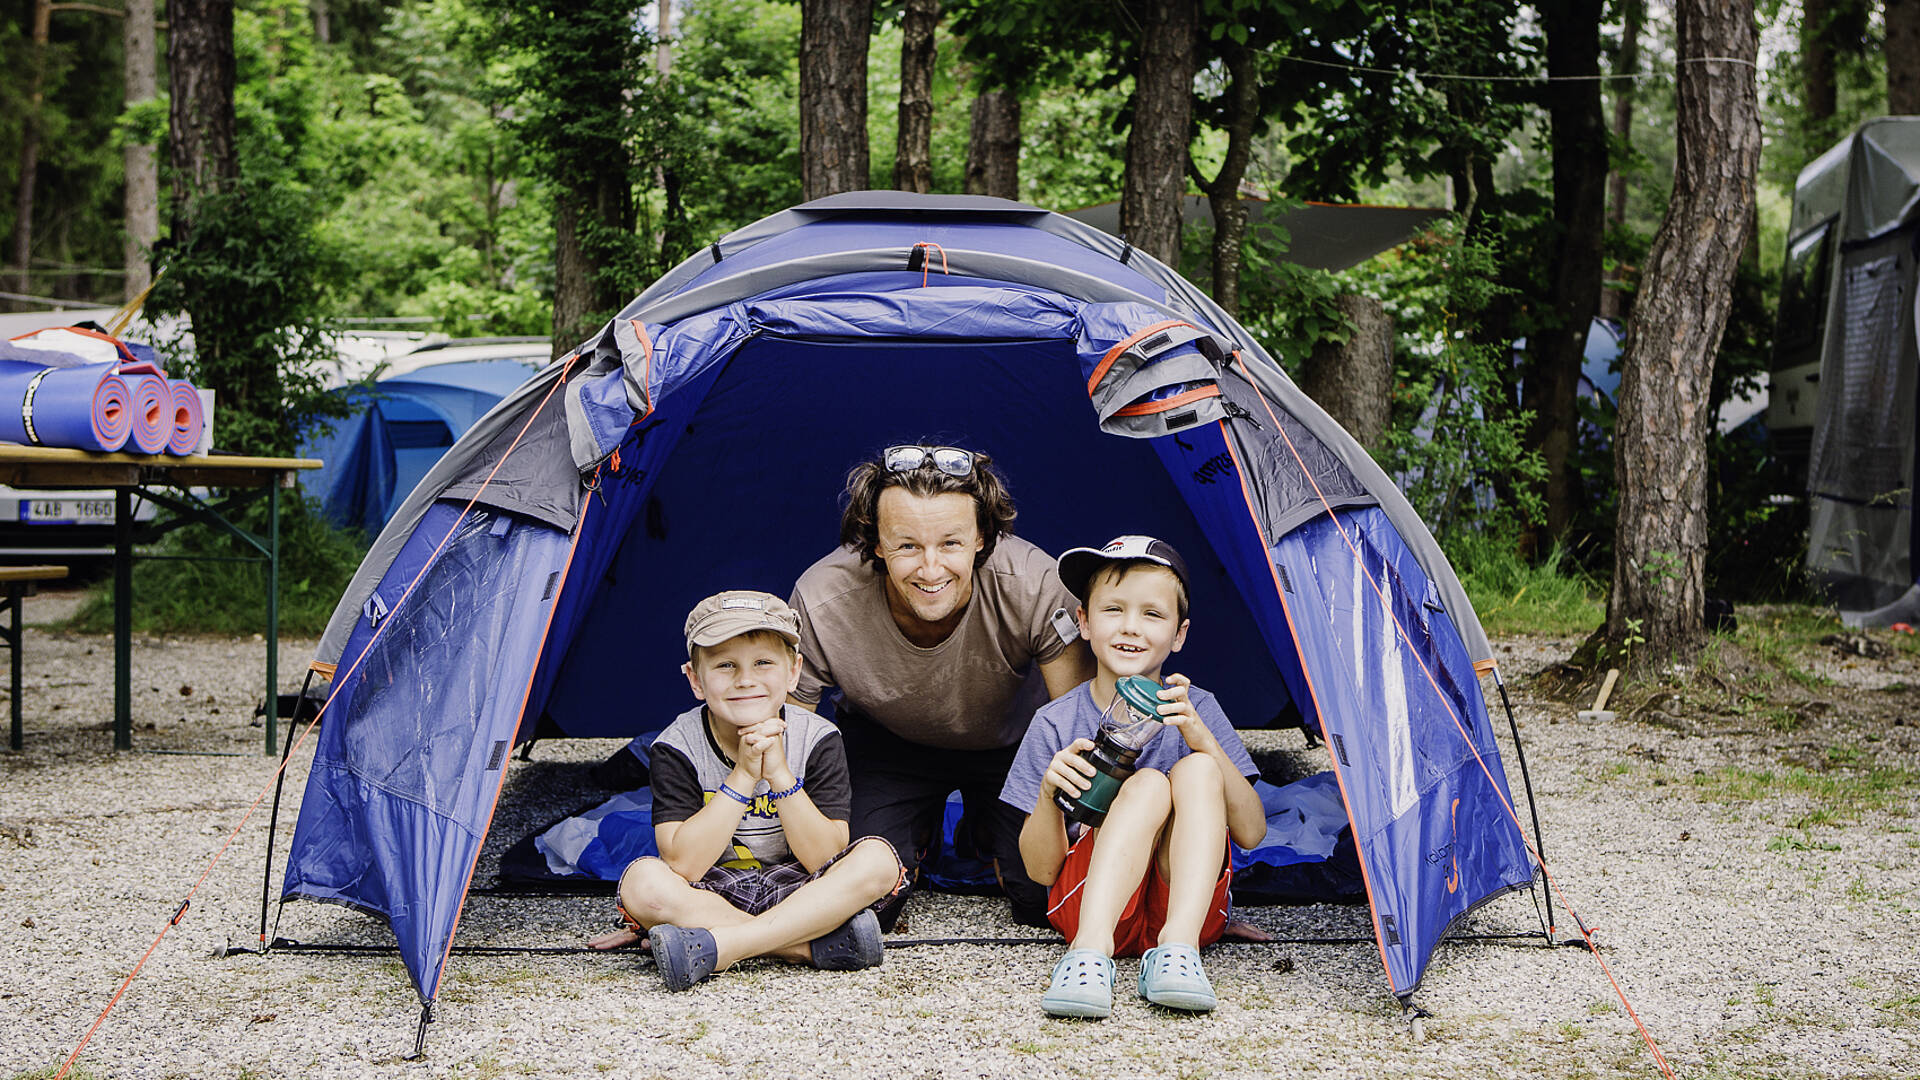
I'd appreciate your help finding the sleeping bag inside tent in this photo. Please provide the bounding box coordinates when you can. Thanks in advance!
[278,192,1538,1013]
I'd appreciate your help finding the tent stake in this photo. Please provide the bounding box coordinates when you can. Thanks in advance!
[1401,998,1432,1043]
[407,1002,434,1060]
[258,667,320,950]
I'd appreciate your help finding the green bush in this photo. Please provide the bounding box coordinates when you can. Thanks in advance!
[66,494,370,638]
[1448,531,1604,639]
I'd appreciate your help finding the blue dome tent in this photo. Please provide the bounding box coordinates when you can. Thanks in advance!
[275,192,1542,1038]
[301,343,547,534]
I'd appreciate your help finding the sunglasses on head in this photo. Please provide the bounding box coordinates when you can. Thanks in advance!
[883,444,976,477]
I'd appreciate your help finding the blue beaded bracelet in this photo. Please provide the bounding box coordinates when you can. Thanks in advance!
[717,782,754,806]
[768,777,804,800]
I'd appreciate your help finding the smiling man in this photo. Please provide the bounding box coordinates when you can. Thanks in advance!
[788,444,1093,927]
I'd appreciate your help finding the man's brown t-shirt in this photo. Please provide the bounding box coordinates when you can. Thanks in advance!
[789,537,1075,751]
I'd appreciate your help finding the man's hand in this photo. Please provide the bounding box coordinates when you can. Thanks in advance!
[1040,738,1098,802]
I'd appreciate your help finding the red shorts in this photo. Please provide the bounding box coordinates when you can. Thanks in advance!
[1045,828,1232,958]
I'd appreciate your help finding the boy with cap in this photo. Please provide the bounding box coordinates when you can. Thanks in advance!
[1000,536,1267,1017]
[601,590,906,991]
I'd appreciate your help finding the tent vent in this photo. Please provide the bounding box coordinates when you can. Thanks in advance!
[1164,409,1198,430]
[1381,913,1401,945]
[1331,732,1350,767]
[542,572,560,601]
[710,242,723,264]
[1139,331,1171,355]
[1118,239,1135,266]
[1277,565,1294,593]
[486,740,509,770]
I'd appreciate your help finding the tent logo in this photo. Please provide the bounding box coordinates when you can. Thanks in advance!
[362,592,389,627]
[1446,798,1461,894]
[1191,451,1234,485]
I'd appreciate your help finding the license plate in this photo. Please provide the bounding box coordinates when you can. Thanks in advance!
[20,499,115,524]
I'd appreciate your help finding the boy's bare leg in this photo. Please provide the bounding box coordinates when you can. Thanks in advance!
[589,857,756,950]
[1069,769,1173,956]
[710,837,902,968]
[1157,753,1228,948]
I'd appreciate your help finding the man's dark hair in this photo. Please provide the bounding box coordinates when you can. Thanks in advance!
[838,444,1017,569]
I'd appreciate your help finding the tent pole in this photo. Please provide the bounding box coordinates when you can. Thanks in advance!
[1492,670,1552,937]
[258,667,320,949]
[406,1002,434,1060]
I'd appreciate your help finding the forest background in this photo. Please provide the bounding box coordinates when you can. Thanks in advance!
[0,0,1911,667]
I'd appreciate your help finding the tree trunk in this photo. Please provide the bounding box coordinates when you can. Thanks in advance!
[312,0,331,44]
[1891,0,1920,114]
[10,0,53,302]
[551,168,635,357]
[1119,0,1197,266]
[168,0,239,233]
[1196,40,1256,317]
[894,0,938,193]
[1600,0,1642,322]
[1299,294,1393,451]
[800,0,872,201]
[124,0,160,302]
[1526,0,1609,544]
[1802,0,1836,133]
[963,88,1020,198]
[657,0,674,76]
[1605,0,1760,672]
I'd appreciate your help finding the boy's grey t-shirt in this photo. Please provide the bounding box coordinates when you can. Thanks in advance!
[650,704,851,870]
[999,681,1259,815]
[788,537,1075,751]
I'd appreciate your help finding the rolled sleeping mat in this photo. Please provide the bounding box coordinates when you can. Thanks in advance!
[123,370,171,454]
[166,380,204,456]
[0,360,134,452]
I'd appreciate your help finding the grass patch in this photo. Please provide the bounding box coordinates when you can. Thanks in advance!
[1449,535,1603,638]
[1692,765,1918,821]
[1767,833,1842,853]
[64,496,369,637]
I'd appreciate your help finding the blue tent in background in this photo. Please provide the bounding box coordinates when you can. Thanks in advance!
[277,193,1541,1032]
[302,344,547,534]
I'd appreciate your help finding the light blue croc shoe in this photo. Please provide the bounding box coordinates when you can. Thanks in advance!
[1138,943,1216,1012]
[1041,949,1114,1018]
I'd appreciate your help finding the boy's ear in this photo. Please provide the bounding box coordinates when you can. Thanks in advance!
[1074,604,1090,640]
[1170,618,1190,654]
[681,660,705,701]
[783,649,803,695]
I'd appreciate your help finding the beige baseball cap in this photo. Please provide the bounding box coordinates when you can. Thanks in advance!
[683,590,801,656]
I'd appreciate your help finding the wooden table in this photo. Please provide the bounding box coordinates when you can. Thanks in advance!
[0,446,322,754]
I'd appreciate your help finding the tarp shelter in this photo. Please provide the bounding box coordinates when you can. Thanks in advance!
[300,341,547,534]
[1771,118,1920,623]
[278,192,1538,1021]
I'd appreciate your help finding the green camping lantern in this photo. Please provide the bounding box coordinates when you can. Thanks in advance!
[1054,675,1169,828]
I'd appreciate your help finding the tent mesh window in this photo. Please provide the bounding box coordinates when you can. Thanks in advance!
[1811,250,1912,503]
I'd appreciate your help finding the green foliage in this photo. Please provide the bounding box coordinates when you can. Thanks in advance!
[149,176,349,457]
[1350,218,1548,539]
[1448,530,1604,638]
[0,0,130,304]
[67,495,371,637]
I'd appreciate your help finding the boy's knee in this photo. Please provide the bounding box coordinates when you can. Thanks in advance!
[617,857,684,924]
[839,836,907,898]
[1109,767,1172,816]
[1169,752,1223,795]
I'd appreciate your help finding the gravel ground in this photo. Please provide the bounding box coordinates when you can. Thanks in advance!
[4,586,1918,1079]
